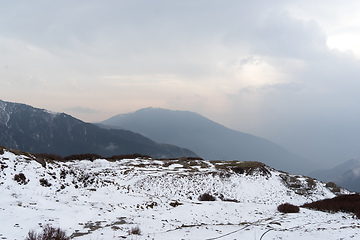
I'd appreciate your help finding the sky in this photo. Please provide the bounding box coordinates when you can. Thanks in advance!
[1,0,360,168]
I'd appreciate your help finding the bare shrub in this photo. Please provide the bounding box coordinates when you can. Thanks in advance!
[129,226,141,235]
[198,193,216,201]
[169,200,183,207]
[212,161,272,177]
[277,203,300,213]
[218,194,239,203]
[14,173,28,185]
[325,182,341,193]
[72,172,96,188]
[39,178,52,187]
[325,182,338,188]
[60,169,68,179]
[25,225,70,240]
[25,230,37,240]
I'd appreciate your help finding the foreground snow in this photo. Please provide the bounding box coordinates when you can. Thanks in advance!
[0,149,358,240]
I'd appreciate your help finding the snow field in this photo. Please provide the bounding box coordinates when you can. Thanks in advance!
[0,150,358,239]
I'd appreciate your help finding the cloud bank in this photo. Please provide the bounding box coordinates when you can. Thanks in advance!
[1,0,360,166]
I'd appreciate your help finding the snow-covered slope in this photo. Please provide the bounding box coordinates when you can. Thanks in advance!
[0,148,357,240]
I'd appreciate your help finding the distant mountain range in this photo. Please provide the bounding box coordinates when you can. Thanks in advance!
[2,99,357,191]
[0,100,197,158]
[100,107,311,174]
[311,158,360,192]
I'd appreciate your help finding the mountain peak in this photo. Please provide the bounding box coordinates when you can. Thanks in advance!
[101,108,311,174]
[0,100,198,158]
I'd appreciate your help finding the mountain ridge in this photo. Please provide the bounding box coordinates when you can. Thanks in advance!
[100,107,311,174]
[0,100,198,158]
[311,158,360,192]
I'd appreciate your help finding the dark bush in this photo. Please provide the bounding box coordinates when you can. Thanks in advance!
[64,153,103,161]
[231,167,245,174]
[325,182,341,193]
[14,173,28,185]
[302,194,360,217]
[129,226,141,235]
[0,162,8,171]
[213,161,272,177]
[25,225,70,240]
[198,193,216,201]
[306,178,316,189]
[277,203,300,213]
[71,172,96,188]
[325,182,338,188]
[60,169,68,179]
[39,178,52,187]
[107,153,151,160]
[35,153,64,161]
[169,200,183,207]
[186,157,204,160]
[218,194,239,202]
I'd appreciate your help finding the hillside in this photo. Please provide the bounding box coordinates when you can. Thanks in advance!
[311,158,360,192]
[100,107,311,174]
[1,146,358,240]
[0,100,198,158]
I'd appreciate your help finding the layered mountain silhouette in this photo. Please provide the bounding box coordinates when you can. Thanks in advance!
[100,107,311,174]
[311,159,360,192]
[0,100,197,158]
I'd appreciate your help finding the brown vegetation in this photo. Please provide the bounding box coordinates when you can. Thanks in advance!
[198,193,216,201]
[25,225,70,240]
[39,178,52,187]
[277,203,300,213]
[64,153,103,161]
[129,226,141,235]
[14,173,28,185]
[107,153,151,160]
[35,153,64,161]
[302,194,360,217]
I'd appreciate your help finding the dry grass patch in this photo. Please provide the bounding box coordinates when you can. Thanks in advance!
[302,194,360,217]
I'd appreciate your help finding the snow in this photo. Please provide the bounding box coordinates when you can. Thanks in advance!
[43,109,60,116]
[0,150,358,240]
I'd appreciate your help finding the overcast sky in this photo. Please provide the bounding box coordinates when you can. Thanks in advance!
[1,0,360,167]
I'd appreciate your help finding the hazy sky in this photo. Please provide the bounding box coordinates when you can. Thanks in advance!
[1,0,360,167]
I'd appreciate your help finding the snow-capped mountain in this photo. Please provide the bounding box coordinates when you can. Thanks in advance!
[1,146,357,240]
[0,100,198,158]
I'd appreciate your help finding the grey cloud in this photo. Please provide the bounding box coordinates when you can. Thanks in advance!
[2,0,360,168]
[223,9,328,61]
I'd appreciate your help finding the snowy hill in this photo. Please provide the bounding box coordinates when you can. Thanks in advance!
[0,147,358,240]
